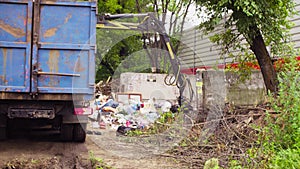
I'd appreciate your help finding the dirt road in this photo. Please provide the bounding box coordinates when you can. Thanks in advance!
[0,133,185,169]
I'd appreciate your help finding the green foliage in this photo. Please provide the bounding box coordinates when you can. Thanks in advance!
[204,158,221,169]
[96,30,146,81]
[195,0,296,81]
[127,111,177,137]
[269,148,300,169]
[147,110,181,135]
[196,0,298,93]
[89,151,102,167]
[95,0,152,82]
[98,0,151,14]
[126,129,144,136]
[196,0,296,47]
[98,0,122,14]
[269,57,300,149]
[157,111,174,124]
[228,160,243,169]
[253,56,300,168]
[89,151,114,169]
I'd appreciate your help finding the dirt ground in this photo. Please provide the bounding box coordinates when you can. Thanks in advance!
[0,130,185,169]
[0,103,265,169]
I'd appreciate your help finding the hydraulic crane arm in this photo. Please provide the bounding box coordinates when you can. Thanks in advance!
[97,13,148,30]
[96,13,194,106]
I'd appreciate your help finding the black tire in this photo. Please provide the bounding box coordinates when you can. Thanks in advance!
[73,123,86,142]
[0,127,6,140]
[60,124,74,142]
[0,115,7,140]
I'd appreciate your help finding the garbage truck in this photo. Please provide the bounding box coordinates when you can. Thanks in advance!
[0,0,96,142]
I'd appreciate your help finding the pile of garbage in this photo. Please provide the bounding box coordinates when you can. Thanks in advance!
[88,94,178,135]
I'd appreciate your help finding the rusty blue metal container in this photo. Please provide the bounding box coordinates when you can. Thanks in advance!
[0,0,97,142]
[0,0,96,96]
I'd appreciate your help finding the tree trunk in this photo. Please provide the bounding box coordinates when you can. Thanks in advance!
[249,30,278,93]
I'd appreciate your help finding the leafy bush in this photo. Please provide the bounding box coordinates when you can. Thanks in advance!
[269,148,300,169]
[257,56,300,168]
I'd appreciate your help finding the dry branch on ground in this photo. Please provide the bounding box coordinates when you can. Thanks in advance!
[170,103,274,168]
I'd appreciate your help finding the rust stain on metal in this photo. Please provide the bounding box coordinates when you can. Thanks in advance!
[75,57,85,72]
[8,49,13,84]
[64,53,73,70]
[0,76,7,85]
[64,14,72,24]
[48,50,59,72]
[48,50,59,86]
[27,18,32,41]
[0,20,26,38]
[1,49,7,85]
[44,27,58,38]
[43,13,71,38]
[27,32,31,42]
[44,0,58,3]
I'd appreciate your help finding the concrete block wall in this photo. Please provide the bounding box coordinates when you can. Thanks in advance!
[119,72,179,102]
[118,71,266,109]
[225,71,266,105]
[199,70,266,107]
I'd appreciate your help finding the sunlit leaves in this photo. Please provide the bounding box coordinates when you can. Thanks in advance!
[195,0,296,54]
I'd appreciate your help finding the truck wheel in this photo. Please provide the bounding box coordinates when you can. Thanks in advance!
[0,127,6,140]
[0,115,7,140]
[73,123,86,142]
[60,124,74,142]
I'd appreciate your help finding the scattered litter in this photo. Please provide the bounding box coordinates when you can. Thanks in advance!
[89,92,179,136]
[116,126,135,136]
[99,122,106,129]
[91,121,100,128]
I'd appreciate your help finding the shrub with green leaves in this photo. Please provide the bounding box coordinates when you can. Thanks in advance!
[258,56,300,168]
